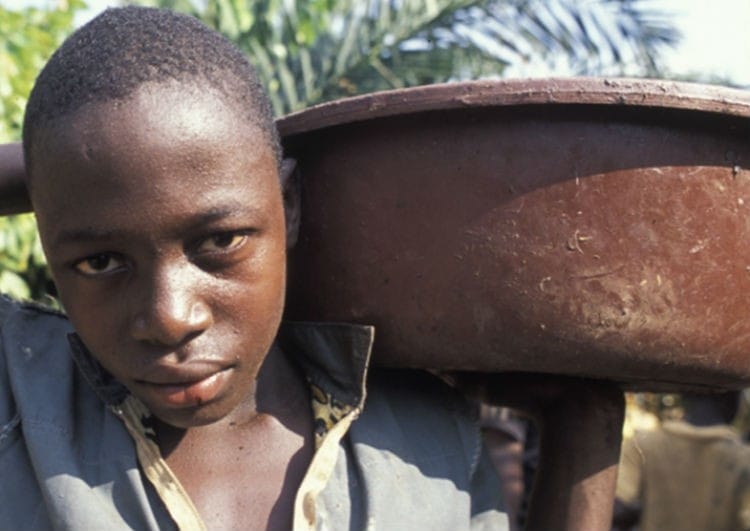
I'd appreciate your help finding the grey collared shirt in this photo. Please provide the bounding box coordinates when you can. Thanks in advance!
[0,296,507,530]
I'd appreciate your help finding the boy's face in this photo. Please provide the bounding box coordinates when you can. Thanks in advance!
[29,82,291,428]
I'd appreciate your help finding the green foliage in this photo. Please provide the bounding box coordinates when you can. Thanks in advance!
[0,0,86,142]
[0,0,85,301]
[131,0,678,115]
[0,214,48,300]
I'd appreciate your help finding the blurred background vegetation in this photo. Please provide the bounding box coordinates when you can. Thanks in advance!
[0,0,85,300]
[0,0,680,300]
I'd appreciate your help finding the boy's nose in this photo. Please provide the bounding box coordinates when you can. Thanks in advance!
[129,263,213,347]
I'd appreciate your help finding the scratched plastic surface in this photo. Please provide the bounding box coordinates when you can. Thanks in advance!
[280,78,750,390]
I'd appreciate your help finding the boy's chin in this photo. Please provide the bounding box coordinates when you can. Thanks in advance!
[145,398,238,430]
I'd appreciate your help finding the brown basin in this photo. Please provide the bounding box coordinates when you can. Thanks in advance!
[279,78,750,390]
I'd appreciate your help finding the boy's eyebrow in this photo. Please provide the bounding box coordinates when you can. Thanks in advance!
[52,206,261,246]
[53,227,123,246]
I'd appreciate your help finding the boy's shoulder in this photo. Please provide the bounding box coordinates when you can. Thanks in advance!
[326,368,506,529]
[0,294,75,407]
[0,294,68,323]
[356,368,482,474]
[0,294,72,370]
[365,368,476,419]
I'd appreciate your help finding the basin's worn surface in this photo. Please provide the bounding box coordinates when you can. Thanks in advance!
[279,78,750,390]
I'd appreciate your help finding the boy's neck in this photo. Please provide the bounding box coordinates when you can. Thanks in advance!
[154,343,311,454]
[149,343,315,530]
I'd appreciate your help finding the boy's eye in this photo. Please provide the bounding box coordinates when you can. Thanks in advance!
[196,232,248,254]
[73,253,125,276]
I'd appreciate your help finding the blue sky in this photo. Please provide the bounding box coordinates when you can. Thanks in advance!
[655,0,749,87]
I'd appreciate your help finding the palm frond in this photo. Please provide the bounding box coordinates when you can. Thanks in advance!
[139,0,681,113]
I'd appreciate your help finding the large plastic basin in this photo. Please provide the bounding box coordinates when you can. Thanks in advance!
[279,78,750,390]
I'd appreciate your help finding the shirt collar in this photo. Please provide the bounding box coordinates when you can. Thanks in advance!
[276,321,374,410]
[68,332,129,407]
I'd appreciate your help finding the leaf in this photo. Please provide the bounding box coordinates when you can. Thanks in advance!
[0,270,30,301]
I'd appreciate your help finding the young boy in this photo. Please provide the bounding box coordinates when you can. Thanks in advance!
[0,6,624,530]
[0,7,508,530]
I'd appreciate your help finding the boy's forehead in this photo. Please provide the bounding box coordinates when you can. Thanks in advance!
[29,83,279,214]
[30,82,275,186]
[63,83,245,146]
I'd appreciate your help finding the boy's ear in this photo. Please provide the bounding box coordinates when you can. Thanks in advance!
[280,157,300,249]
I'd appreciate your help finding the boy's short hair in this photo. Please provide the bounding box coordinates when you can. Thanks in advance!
[23,6,281,172]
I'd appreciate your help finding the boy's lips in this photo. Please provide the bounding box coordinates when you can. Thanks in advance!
[135,366,233,408]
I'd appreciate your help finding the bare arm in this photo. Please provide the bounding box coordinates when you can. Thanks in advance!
[455,374,625,531]
[0,143,32,215]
